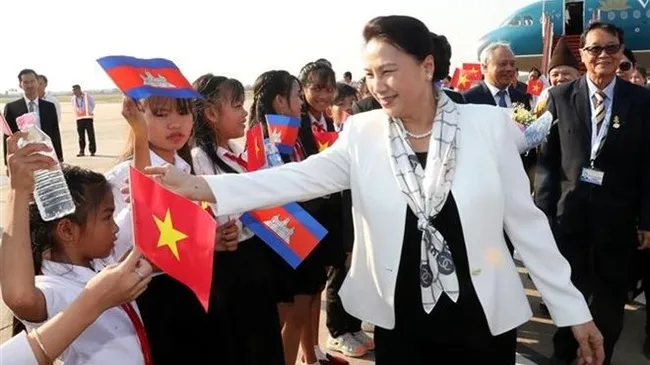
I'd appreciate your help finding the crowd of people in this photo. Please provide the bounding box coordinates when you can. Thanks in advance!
[2,13,650,365]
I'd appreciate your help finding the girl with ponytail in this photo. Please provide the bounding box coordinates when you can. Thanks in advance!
[191,73,285,365]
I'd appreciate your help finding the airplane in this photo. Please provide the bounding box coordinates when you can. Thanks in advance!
[476,0,650,71]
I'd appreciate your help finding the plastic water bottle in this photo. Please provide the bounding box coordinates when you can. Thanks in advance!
[264,138,284,168]
[16,113,75,221]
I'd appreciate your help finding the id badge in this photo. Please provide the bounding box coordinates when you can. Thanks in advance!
[580,167,605,186]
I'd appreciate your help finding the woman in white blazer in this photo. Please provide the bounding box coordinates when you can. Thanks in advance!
[142,15,604,365]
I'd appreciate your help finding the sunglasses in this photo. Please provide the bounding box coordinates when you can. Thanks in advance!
[618,61,632,72]
[582,44,622,56]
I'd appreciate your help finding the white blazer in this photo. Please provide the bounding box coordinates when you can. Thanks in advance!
[203,104,592,335]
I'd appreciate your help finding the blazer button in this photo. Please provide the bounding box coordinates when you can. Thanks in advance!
[471,268,482,276]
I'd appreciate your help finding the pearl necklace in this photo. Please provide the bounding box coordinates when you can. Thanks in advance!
[404,129,433,139]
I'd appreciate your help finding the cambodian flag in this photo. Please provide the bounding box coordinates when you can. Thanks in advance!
[240,202,327,268]
[96,56,203,100]
[265,114,301,155]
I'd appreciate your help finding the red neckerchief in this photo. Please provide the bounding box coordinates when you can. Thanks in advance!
[309,113,328,133]
[222,151,248,171]
[121,303,153,365]
[292,138,307,162]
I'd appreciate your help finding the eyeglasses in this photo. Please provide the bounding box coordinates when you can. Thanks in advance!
[618,61,632,72]
[582,44,622,56]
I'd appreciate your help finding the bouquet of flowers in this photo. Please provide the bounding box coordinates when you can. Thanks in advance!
[511,102,536,130]
[522,111,554,151]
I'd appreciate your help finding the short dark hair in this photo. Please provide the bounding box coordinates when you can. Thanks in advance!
[623,47,637,66]
[72,84,81,89]
[315,58,332,68]
[580,22,624,48]
[334,82,358,104]
[637,66,647,79]
[343,71,352,79]
[529,67,541,76]
[37,75,48,84]
[18,69,37,82]
[362,16,452,81]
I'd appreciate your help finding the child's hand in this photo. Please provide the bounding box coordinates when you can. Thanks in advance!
[6,132,56,193]
[215,220,239,252]
[121,97,147,136]
[86,247,153,311]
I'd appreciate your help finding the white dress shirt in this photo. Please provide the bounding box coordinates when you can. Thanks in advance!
[191,143,254,243]
[586,76,616,151]
[485,81,513,108]
[16,259,144,365]
[202,104,592,335]
[0,331,39,365]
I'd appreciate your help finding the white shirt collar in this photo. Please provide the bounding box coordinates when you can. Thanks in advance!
[149,150,192,174]
[586,76,616,101]
[484,80,509,98]
[309,112,327,129]
[40,257,115,285]
[23,95,39,106]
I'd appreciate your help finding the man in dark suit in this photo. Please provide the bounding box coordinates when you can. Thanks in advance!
[3,69,63,165]
[463,42,535,175]
[535,22,650,365]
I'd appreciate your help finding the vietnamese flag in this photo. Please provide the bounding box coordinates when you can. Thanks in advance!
[527,78,544,96]
[313,131,339,152]
[450,68,473,91]
[129,167,216,311]
[265,114,301,155]
[462,63,483,80]
[246,123,266,171]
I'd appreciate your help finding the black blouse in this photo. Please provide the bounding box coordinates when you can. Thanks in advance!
[393,152,492,344]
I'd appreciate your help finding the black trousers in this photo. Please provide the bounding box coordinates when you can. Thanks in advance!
[552,233,636,364]
[374,326,517,364]
[326,255,362,338]
[76,118,96,154]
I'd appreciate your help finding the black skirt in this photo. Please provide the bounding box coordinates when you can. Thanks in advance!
[136,274,210,365]
[207,236,285,365]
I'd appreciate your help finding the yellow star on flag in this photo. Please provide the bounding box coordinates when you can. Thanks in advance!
[200,201,210,210]
[458,73,470,88]
[469,67,480,75]
[317,141,330,152]
[533,84,541,93]
[254,138,261,158]
[153,209,188,261]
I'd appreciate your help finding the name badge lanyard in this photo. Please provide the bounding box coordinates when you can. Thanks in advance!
[589,112,611,168]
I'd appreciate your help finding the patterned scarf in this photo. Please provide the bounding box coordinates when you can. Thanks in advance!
[387,91,461,313]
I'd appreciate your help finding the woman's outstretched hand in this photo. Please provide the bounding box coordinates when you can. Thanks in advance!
[120,164,215,203]
[144,165,214,202]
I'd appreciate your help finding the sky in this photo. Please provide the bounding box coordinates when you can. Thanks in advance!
[1,0,533,92]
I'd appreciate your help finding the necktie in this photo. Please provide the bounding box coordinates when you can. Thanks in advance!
[496,90,508,107]
[28,101,35,113]
[121,303,153,365]
[592,91,606,134]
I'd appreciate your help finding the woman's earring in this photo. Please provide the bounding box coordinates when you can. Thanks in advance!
[427,74,433,81]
